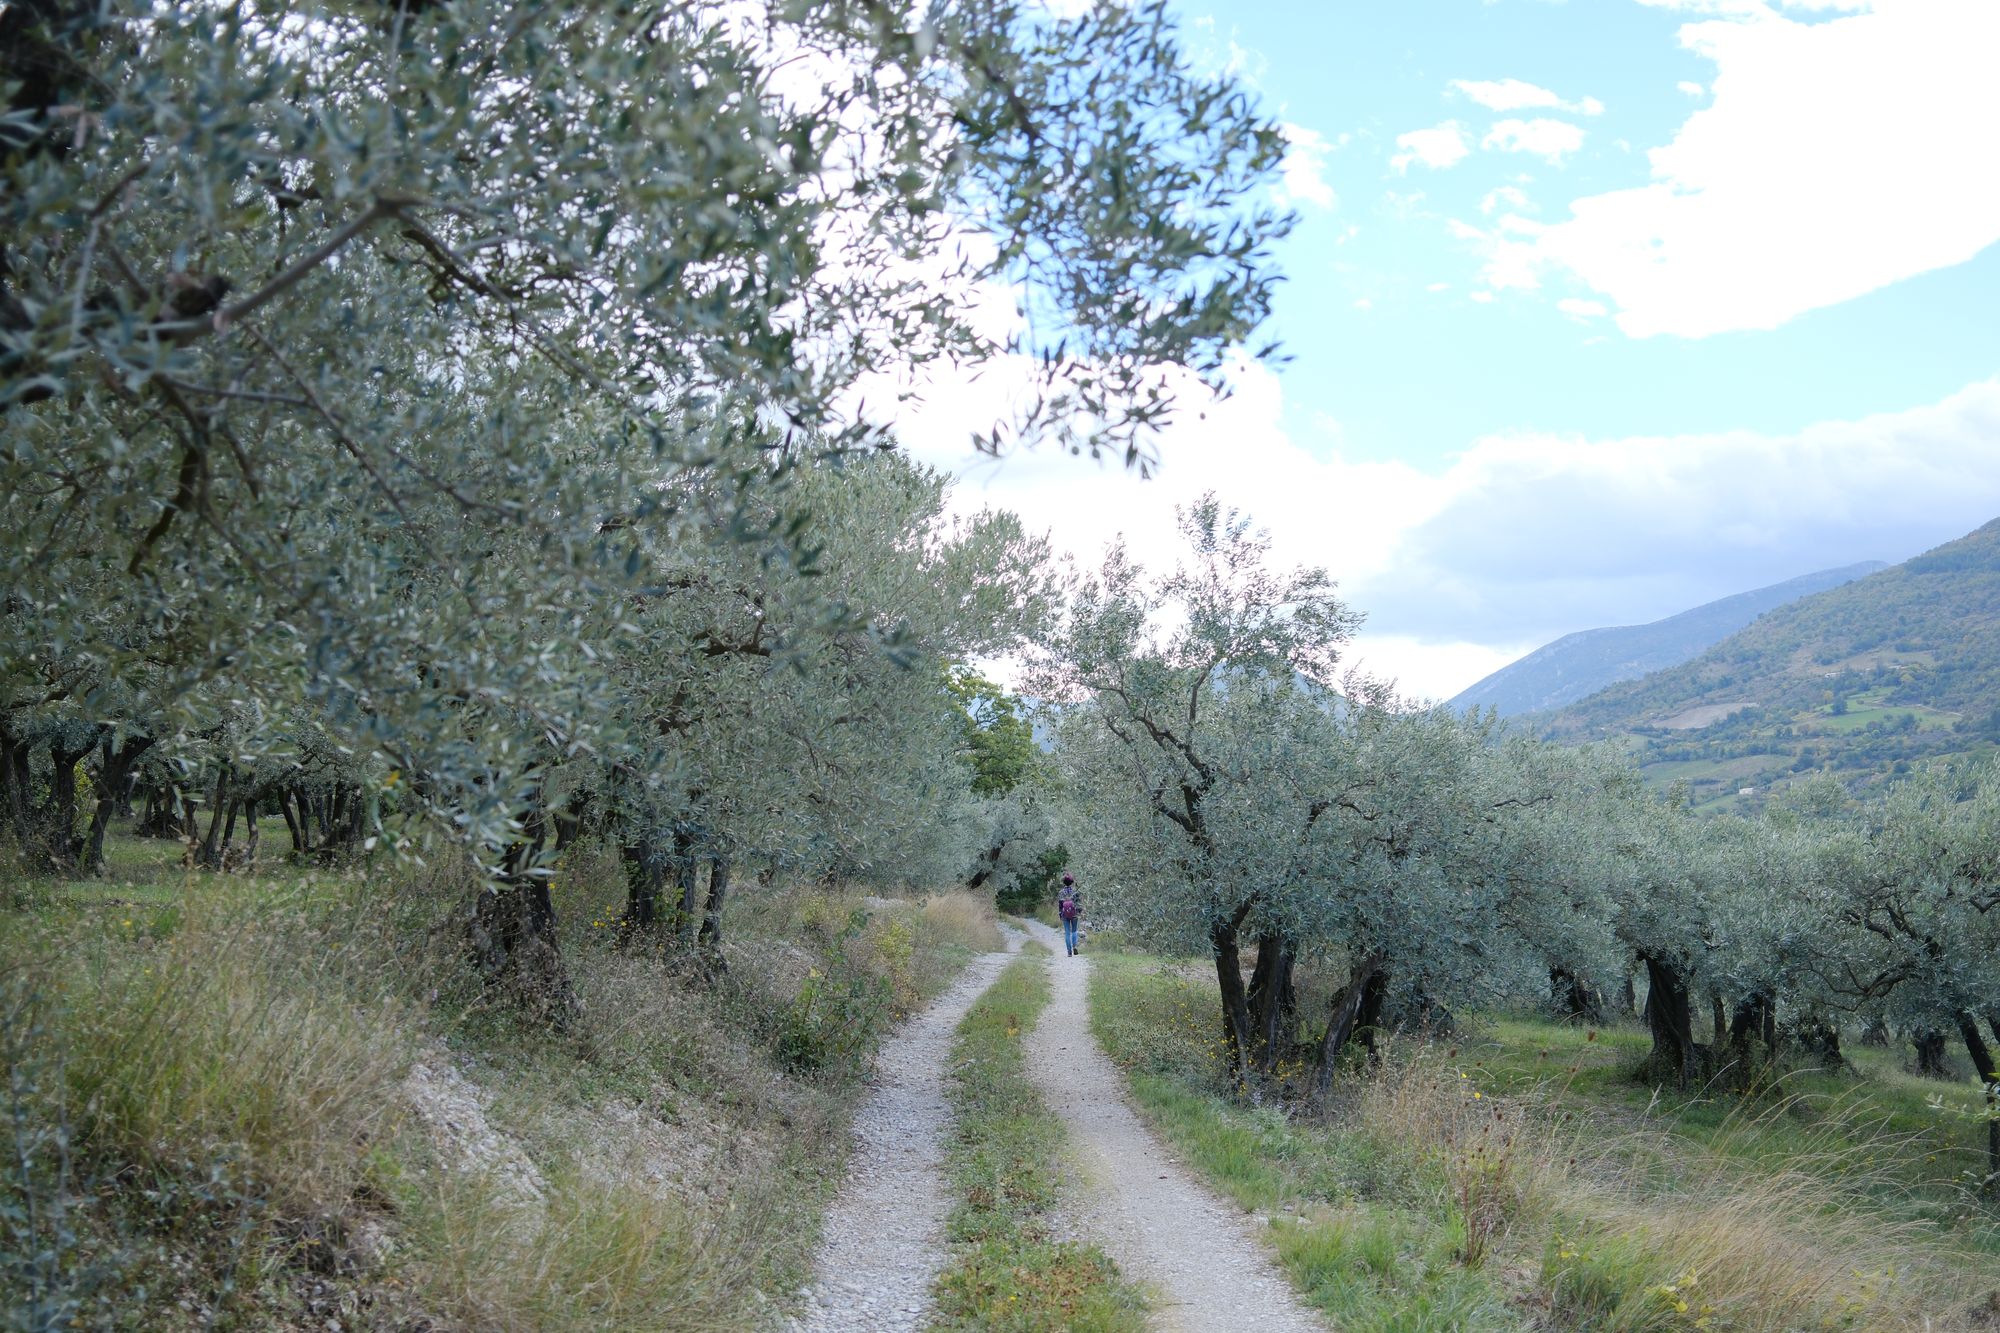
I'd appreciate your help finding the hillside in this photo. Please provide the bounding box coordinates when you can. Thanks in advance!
[1536,519,2000,808]
[1453,562,1886,715]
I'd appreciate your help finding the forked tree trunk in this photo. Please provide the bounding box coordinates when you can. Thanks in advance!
[197,766,231,868]
[1729,990,1774,1054]
[1550,967,1604,1024]
[470,814,576,1029]
[1309,952,1385,1100]
[471,878,576,1028]
[34,733,96,872]
[1642,955,1697,1086]
[82,733,153,875]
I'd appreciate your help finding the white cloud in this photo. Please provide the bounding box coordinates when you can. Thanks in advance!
[1344,637,1533,704]
[1523,0,2000,338]
[1676,80,1706,95]
[1392,121,1472,173]
[1352,297,1373,310]
[1556,297,1609,318]
[1450,78,1605,116]
[1426,281,1451,292]
[1483,118,1586,162]
[1469,290,1496,303]
[1450,216,1545,291]
[1357,376,2000,649]
[1277,121,1339,209]
[1480,185,1533,215]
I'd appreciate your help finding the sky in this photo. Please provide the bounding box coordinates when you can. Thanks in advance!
[896,0,2000,700]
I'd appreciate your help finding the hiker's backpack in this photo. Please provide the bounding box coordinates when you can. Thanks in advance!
[1059,895,1079,922]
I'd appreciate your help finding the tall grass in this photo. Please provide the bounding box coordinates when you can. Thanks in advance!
[1088,950,2000,1333]
[2,835,1000,1329]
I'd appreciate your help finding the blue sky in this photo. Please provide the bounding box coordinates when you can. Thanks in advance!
[910,0,2000,699]
[1192,0,2000,472]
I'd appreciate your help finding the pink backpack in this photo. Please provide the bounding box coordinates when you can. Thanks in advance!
[1059,893,1079,922]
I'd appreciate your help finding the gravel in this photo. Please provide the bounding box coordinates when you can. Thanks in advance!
[1020,919,1329,1333]
[786,927,1024,1332]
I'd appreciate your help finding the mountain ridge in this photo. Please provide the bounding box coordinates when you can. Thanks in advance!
[1532,518,2000,809]
[1452,561,1888,716]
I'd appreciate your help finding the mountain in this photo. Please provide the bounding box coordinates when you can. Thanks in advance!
[1534,519,2000,809]
[1452,562,1888,716]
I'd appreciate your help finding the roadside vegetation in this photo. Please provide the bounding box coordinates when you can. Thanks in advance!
[1091,950,2000,1331]
[1,828,998,1329]
[933,945,1145,1333]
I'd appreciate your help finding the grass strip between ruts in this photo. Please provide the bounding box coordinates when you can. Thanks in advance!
[931,942,1147,1332]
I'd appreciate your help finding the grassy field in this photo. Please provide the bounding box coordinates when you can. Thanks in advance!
[1089,951,2000,1332]
[932,945,1145,1331]
[1,827,999,1330]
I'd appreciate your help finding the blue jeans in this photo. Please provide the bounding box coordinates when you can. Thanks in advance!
[1063,916,1079,954]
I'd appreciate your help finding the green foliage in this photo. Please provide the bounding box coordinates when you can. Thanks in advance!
[2,0,1291,889]
[933,948,1146,1332]
[946,667,1041,798]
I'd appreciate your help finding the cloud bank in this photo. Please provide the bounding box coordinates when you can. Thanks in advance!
[1520,0,2000,337]
[887,342,2000,699]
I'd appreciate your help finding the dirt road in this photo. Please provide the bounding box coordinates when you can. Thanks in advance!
[1019,919,1325,1332]
[787,928,1023,1332]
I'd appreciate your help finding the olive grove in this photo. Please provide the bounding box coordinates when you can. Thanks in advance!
[1,0,1292,1010]
[1042,498,2000,1189]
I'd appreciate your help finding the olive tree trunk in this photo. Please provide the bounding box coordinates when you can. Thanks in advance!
[1309,953,1386,1101]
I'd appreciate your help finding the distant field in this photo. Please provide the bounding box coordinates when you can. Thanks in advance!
[1651,701,1754,730]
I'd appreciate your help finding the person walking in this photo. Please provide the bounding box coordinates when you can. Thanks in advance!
[1057,872,1083,956]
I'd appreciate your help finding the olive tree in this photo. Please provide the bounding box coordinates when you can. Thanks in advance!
[3,0,1293,1011]
[1034,496,1360,1086]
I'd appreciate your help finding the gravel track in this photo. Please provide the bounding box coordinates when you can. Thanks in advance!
[1020,919,1327,1333]
[786,927,1024,1332]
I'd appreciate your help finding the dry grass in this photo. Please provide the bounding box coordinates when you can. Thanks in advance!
[3,840,997,1330]
[407,1163,778,1332]
[918,889,1005,954]
[1088,953,1999,1333]
[1349,1046,1983,1331]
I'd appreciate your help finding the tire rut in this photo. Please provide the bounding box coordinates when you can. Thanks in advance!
[1019,919,1327,1332]
[786,927,1025,1332]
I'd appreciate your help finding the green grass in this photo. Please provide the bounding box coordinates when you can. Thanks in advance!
[1087,951,2000,1332]
[932,945,1147,1332]
[1086,953,1524,1330]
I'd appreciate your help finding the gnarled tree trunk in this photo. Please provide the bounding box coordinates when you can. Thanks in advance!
[1246,931,1298,1075]
[1550,967,1604,1025]
[1642,955,1697,1086]
[470,814,576,1029]
[81,732,153,875]
[1210,916,1255,1091]
[1913,1029,1952,1079]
